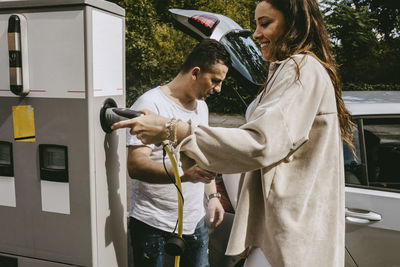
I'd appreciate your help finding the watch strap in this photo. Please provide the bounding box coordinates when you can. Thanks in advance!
[208,192,221,200]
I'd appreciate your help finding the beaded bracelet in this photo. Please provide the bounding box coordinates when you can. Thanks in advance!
[165,118,178,147]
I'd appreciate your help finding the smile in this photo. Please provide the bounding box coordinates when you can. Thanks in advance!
[260,41,270,48]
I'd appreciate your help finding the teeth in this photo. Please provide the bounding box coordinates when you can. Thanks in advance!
[260,42,269,48]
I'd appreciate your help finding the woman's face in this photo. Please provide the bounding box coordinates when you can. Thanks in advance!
[253,1,286,61]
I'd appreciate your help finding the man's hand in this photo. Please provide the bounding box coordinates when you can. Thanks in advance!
[207,198,224,228]
[181,165,216,184]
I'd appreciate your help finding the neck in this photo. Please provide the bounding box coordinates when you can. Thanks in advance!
[162,74,197,110]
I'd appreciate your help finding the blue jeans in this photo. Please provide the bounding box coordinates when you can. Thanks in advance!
[130,217,210,267]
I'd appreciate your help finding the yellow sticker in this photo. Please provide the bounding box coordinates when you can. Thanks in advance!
[12,105,36,142]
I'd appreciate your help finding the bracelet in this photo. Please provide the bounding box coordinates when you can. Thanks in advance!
[208,192,221,200]
[165,118,178,146]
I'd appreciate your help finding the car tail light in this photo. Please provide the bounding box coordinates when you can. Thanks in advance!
[215,174,235,213]
[188,14,220,36]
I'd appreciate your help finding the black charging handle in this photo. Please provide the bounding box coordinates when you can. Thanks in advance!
[100,98,142,133]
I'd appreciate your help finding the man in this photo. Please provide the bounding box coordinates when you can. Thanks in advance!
[127,39,231,267]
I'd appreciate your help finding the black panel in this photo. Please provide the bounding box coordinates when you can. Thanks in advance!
[0,255,18,267]
[39,144,69,183]
[0,141,14,177]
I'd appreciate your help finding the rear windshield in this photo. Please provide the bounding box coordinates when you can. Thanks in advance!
[220,30,268,86]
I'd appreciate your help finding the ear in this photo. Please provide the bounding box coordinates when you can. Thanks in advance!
[191,67,200,80]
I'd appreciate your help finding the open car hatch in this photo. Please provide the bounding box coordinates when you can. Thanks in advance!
[169,9,267,88]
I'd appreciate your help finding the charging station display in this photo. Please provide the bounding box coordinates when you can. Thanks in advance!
[0,141,16,208]
[39,144,68,183]
[0,141,13,177]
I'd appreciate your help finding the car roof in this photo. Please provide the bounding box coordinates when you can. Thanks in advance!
[343,91,400,116]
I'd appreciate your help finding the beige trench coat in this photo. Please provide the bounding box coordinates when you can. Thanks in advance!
[177,54,345,267]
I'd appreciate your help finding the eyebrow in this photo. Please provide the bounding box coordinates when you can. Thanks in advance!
[256,16,271,22]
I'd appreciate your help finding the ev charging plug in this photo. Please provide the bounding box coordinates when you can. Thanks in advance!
[100,98,142,133]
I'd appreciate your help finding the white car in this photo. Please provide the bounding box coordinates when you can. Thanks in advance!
[171,9,400,267]
[341,91,400,267]
[209,91,400,267]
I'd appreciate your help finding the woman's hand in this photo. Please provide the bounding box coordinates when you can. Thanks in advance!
[111,110,169,144]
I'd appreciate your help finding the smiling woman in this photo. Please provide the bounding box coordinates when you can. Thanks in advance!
[253,1,286,62]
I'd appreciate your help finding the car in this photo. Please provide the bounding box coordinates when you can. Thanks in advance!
[341,91,400,267]
[171,9,400,267]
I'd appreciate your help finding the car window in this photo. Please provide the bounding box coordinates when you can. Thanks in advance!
[345,117,400,191]
[344,126,363,185]
[220,30,268,86]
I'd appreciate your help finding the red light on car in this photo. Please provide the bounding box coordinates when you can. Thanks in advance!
[188,14,220,36]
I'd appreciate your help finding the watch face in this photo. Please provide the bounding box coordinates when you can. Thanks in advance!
[209,193,221,200]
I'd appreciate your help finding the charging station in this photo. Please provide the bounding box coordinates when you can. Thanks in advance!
[0,1,127,266]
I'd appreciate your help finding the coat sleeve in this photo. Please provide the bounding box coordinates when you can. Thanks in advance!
[177,55,330,173]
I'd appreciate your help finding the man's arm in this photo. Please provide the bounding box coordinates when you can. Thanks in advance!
[205,180,225,227]
[128,145,215,184]
[127,145,174,184]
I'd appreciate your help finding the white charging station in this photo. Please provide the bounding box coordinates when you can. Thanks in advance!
[0,1,127,266]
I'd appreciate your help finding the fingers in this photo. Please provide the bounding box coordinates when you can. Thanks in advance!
[214,209,224,227]
[182,165,216,184]
[139,109,151,115]
[194,166,216,181]
[194,165,216,177]
[208,201,225,227]
[199,177,213,184]
[208,208,216,224]
[110,109,149,131]
[111,118,136,130]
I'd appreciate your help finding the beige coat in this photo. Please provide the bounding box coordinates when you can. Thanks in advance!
[177,54,345,267]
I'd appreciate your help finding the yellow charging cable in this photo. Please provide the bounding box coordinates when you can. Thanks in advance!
[162,141,183,267]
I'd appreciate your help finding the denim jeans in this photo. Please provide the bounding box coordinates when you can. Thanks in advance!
[130,217,210,267]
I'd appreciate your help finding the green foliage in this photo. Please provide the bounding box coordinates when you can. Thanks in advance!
[323,0,379,83]
[323,0,400,86]
[353,0,400,40]
[343,82,400,91]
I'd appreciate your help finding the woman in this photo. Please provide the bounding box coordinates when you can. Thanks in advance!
[113,0,354,266]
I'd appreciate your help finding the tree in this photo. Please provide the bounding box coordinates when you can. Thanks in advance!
[353,0,400,40]
[323,0,379,83]
[323,0,400,87]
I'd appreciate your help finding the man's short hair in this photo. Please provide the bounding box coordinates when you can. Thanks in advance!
[180,39,232,73]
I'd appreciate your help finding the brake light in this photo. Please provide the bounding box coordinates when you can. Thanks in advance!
[188,14,220,36]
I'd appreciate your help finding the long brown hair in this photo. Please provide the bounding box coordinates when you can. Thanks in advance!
[262,0,355,151]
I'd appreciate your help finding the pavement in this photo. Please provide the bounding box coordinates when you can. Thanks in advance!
[209,112,245,128]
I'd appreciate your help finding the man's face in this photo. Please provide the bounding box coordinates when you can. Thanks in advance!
[194,62,228,100]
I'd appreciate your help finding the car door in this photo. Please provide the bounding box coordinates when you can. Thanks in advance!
[344,116,400,266]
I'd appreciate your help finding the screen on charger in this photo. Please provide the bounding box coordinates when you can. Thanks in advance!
[0,142,11,165]
[42,147,66,170]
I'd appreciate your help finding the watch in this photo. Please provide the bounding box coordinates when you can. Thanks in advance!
[208,192,221,200]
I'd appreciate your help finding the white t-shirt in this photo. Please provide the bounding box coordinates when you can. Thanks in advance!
[127,87,209,234]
